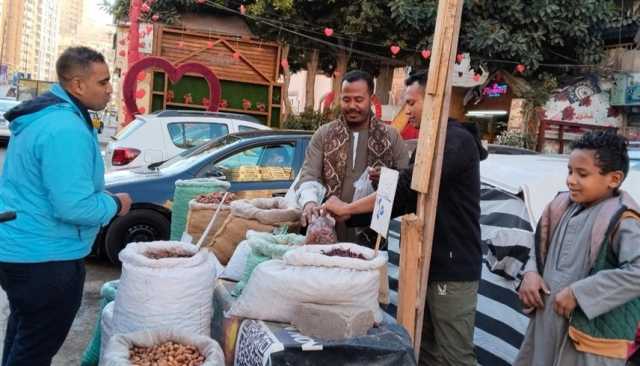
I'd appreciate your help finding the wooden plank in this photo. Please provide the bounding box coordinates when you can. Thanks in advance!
[408,0,464,361]
[396,214,423,342]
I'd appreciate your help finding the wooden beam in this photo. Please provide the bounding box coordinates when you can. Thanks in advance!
[396,214,423,342]
[173,40,222,65]
[409,0,464,361]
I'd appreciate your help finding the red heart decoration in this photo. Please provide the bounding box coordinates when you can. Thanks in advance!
[456,54,464,63]
[123,57,221,115]
[421,49,431,59]
[207,41,214,48]
[324,28,334,37]
[151,14,160,22]
[138,106,146,114]
[135,89,146,99]
[196,0,206,3]
[146,25,153,33]
[178,41,184,48]
[515,64,526,73]
[141,3,150,12]
[232,52,241,61]
[119,50,126,57]
[390,45,401,55]
[280,59,289,70]
[119,39,126,46]
[240,4,246,15]
[136,72,146,81]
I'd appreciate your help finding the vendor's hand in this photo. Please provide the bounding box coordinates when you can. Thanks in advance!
[324,196,350,218]
[519,272,550,310]
[368,167,381,183]
[301,201,320,227]
[115,193,132,216]
[554,287,577,319]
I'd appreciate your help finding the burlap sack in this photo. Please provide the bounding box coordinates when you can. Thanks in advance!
[208,198,301,265]
[208,215,286,265]
[185,200,231,245]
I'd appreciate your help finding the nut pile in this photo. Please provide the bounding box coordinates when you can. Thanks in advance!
[195,192,236,205]
[321,248,367,260]
[144,248,194,260]
[129,341,206,366]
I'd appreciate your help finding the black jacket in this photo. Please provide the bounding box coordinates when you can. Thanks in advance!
[352,120,486,282]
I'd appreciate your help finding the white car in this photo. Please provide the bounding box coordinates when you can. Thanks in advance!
[105,110,270,171]
[0,98,20,142]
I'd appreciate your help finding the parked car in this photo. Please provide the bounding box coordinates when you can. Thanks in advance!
[105,110,270,171]
[98,130,312,263]
[0,98,20,143]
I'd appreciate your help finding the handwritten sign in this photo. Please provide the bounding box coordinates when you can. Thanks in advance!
[370,167,400,238]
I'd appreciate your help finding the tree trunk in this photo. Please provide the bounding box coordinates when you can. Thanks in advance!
[375,64,393,104]
[331,49,349,110]
[305,48,319,111]
[281,43,293,121]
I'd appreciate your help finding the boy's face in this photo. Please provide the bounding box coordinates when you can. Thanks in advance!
[567,149,624,205]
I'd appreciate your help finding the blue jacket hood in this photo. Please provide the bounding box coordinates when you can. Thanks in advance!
[6,84,91,136]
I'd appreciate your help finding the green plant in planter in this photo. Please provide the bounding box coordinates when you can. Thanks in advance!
[495,129,535,149]
[283,109,332,131]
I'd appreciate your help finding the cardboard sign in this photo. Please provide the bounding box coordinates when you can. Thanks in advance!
[370,167,400,238]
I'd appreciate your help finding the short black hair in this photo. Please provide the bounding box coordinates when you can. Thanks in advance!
[56,47,106,84]
[571,130,629,178]
[342,70,374,95]
[405,70,427,88]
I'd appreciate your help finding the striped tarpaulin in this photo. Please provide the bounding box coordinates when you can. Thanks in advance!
[385,185,533,365]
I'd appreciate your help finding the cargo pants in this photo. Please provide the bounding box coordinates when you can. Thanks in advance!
[419,281,479,366]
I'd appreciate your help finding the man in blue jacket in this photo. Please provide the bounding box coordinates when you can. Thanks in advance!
[0,47,131,365]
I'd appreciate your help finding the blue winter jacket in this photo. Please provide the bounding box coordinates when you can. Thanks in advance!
[0,84,118,262]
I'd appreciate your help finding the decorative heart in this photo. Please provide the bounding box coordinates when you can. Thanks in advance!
[119,50,126,57]
[136,72,146,81]
[119,39,126,46]
[135,89,146,99]
[146,25,153,33]
[515,64,526,73]
[178,41,184,48]
[280,59,289,70]
[390,45,400,55]
[240,4,246,15]
[421,49,431,60]
[138,106,146,114]
[456,54,464,63]
[123,57,221,115]
[151,14,160,22]
[232,52,241,61]
[207,41,214,48]
[141,2,150,12]
[324,28,334,37]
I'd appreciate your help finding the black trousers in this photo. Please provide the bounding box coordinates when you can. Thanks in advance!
[0,259,85,366]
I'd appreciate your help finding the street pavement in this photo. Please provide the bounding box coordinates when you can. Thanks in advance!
[0,144,121,364]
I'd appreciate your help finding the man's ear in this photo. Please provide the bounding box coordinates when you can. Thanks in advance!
[608,170,625,189]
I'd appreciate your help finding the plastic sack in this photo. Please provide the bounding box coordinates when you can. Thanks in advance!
[305,214,338,245]
[229,243,387,324]
[113,241,217,337]
[353,168,375,202]
[103,329,224,366]
[231,230,306,296]
[100,301,115,363]
[80,280,119,366]
[218,240,252,282]
[170,178,230,240]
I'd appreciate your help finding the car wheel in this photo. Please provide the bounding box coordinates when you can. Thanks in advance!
[104,209,170,265]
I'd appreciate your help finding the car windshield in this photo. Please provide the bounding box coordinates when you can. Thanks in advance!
[155,134,244,169]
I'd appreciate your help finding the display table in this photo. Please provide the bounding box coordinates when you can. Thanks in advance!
[211,280,416,366]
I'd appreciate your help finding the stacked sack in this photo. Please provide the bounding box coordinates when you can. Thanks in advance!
[206,197,301,264]
[228,243,387,324]
[100,241,218,364]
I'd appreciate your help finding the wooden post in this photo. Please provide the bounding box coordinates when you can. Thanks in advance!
[397,214,422,342]
[408,0,464,361]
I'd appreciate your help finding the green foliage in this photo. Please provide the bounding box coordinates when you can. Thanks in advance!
[495,129,535,149]
[100,0,226,25]
[283,109,332,131]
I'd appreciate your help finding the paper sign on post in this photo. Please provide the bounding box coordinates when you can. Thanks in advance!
[370,167,400,238]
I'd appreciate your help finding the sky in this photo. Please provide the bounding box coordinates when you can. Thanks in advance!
[86,0,114,26]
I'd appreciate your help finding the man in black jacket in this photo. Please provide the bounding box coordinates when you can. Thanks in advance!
[324,70,487,366]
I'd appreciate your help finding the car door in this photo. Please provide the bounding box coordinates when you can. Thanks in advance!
[195,139,297,196]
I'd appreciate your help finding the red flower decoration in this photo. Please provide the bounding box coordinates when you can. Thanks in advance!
[562,106,576,121]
